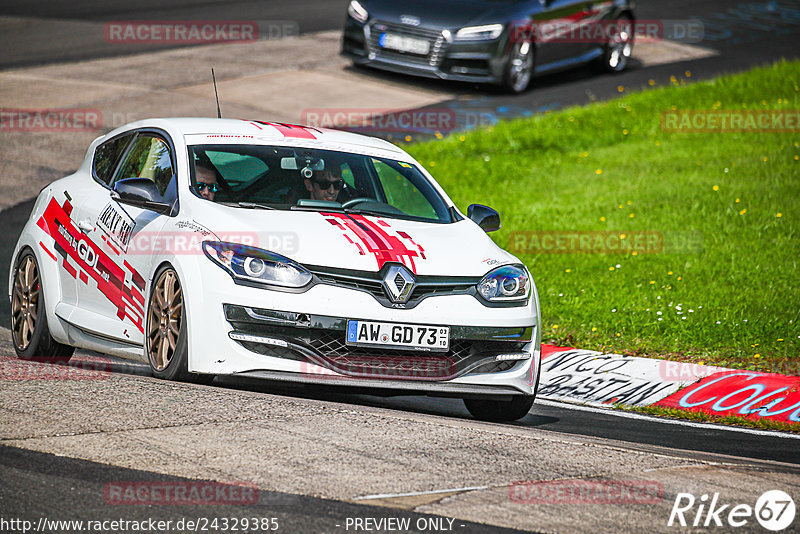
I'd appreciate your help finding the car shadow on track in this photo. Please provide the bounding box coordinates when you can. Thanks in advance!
[15,352,559,427]
[342,57,644,99]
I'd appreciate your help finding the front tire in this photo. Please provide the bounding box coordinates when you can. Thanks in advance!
[599,14,634,73]
[146,266,213,384]
[502,41,534,94]
[464,395,535,422]
[11,251,74,363]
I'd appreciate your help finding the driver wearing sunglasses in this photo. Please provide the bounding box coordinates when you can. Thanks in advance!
[305,167,344,202]
[195,163,219,201]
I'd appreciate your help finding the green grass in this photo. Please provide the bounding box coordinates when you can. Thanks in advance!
[408,60,800,373]
[619,404,800,434]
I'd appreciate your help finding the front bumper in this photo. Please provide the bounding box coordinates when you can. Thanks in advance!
[341,18,507,85]
[183,260,540,397]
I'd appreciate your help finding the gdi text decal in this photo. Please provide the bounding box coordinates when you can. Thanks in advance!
[38,196,145,333]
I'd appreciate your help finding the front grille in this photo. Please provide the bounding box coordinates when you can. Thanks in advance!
[229,323,525,381]
[308,265,478,306]
[368,21,448,67]
[308,329,473,380]
[472,360,517,374]
[313,271,384,296]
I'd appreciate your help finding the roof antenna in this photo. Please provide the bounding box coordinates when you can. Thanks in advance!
[211,68,222,119]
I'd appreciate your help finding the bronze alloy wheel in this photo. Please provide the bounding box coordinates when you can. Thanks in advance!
[147,269,183,372]
[11,255,40,351]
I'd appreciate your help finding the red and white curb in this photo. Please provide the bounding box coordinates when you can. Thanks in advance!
[539,345,800,424]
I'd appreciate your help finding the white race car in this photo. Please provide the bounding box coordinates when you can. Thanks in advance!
[9,118,541,421]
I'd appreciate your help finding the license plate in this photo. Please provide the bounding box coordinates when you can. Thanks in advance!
[378,33,430,55]
[346,320,449,351]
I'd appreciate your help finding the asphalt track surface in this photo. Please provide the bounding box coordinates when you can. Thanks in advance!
[2,0,800,116]
[0,446,525,534]
[2,1,800,530]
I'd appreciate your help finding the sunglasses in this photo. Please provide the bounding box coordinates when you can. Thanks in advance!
[313,179,344,191]
[197,183,218,193]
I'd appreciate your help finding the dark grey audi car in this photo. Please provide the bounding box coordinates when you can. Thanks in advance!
[341,0,635,93]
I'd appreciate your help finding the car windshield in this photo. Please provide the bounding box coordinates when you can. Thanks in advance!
[188,144,453,223]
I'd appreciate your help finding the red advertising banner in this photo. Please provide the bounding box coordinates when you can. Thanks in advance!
[655,371,800,423]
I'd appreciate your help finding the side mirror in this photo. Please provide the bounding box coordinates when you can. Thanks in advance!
[468,204,501,232]
[113,178,173,215]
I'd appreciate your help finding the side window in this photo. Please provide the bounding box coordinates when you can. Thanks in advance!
[92,134,133,185]
[113,135,175,196]
[373,159,437,219]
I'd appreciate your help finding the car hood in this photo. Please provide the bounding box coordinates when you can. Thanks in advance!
[363,0,521,29]
[187,207,520,277]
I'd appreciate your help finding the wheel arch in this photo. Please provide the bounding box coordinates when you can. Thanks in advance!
[10,241,71,345]
[146,257,200,370]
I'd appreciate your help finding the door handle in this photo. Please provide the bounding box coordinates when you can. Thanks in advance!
[78,220,95,233]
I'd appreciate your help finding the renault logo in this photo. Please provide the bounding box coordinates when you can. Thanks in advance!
[400,15,421,26]
[382,265,415,303]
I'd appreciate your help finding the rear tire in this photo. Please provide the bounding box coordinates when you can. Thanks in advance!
[11,251,74,363]
[464,395,535,422]
[146,266,214,384]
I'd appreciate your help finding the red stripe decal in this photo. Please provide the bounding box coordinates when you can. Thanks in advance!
[63,258,78,279]
[343,234,365,256]
[397,231,426,259]
[322,212,422,273]
[41,197,145,333]
[39,241,57,262]
[37,216,50,235]
[254,121,318,139]
[102,235,121,255]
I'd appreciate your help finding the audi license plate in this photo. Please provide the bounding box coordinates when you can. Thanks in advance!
[346,320,449,351]
[378,33,431,55]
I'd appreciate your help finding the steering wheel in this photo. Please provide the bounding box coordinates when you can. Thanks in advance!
[341,197,375,209]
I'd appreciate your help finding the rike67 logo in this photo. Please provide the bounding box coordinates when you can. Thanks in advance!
[668,490,796,531]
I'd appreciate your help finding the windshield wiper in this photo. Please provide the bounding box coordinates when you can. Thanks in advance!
[290,205,345,213]
[236,202,276,210]
[344,208,392,217]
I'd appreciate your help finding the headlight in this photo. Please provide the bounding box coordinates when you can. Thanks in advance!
[348,0,369,23]
[203,241,312,289]
[477,265,530,303]
[455,23,504,41]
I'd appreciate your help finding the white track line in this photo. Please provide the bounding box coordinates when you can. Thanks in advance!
[354,486,489,501]
[536,399,800,440]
